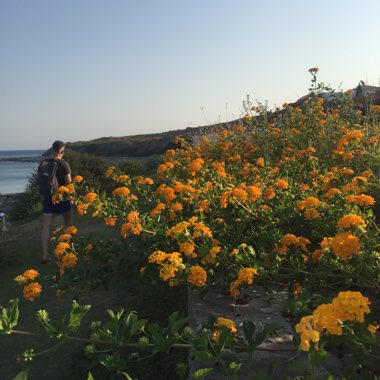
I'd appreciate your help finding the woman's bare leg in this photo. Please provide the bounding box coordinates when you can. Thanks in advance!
[41,213,54,260]
[62,209,73,227]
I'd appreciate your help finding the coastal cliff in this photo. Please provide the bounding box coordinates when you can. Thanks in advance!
[56,120,244,157]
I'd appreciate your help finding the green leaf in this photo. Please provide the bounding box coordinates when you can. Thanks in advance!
[12,369,28,380]
[214,328,231,354]
[9,299,20,329]
[0,299,19,334]
[228,361,241,376]
[308,347,328,368]
[255,323,282,345]
[67,300,91,332]
[87,372,94,380]
[189,367,213,380]
[193,350,215,363]
[100,354,126,374]
[130,319,147,338]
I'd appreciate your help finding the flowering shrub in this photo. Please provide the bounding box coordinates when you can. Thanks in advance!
[6,71,380,378]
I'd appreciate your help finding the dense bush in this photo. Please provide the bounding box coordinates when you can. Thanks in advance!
[5,72,380,379]
[117,160,146,177]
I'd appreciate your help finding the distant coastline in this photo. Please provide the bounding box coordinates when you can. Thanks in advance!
[0,156,43,163]
[0,150,44,194]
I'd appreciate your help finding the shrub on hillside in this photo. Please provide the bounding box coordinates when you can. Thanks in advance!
[117,159,146,177]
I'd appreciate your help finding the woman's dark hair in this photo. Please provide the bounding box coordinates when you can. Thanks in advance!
[52,140,65,153]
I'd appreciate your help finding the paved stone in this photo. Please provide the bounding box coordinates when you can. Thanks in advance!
[188,285,345,379]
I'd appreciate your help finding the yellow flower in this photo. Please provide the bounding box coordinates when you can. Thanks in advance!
[368,323,378,334]
[150,203,166,216]
[265,186,276,199]
[193,221,213,239]
[148,250,168,264]
[232,187,248,202]
[187,265,207,286]
[121,211,143,237]
[67,183,75,193]
[52,193,64,204]
[54,242,70,258]
[178,241,196,257]
[105,166,116,177]
[297,197,320,211]
[330,232,360,260]
[85,244,94,254]
[220,191,231,208]
[275,179,288,189]
[188,158,204,176]
[304,208,320,220]
[112,187,130,197]
[247,186,262,202]
[61,253,78,274]
[73,175,83,183]
[295,315,320,352]
[58,186,70,193]
[229,268,258,298]
[84,192,98,202]
[23,282,42,301]
[332,291,370,323]
[22,269,39,281]
[215,317,237,334]
[76,203,89,215]
[299,183,310,191]
[345,194,375,207]
[58,233,72,242]
[52,226,64,235]
[256,157,264,167]
[65,226,78,235]
[337,214,366,229]
[212,161,227,177]
[170,202,183,212]
[104,217,117,226]
[312,249,323,263]
[325,188,342,198]
[197,199,210,213]
[280,234,298,246]
[202,246,221,265]
[116,174,129,182]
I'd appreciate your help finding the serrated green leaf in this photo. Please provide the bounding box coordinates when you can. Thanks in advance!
[67,300,91,332]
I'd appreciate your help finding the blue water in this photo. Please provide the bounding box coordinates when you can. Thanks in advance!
[0,150,45,193]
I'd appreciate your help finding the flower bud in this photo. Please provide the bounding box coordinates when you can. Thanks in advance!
[182,326,194,339]
[138,336,150,350]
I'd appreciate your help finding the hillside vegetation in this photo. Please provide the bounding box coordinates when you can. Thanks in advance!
[2,72,380,379]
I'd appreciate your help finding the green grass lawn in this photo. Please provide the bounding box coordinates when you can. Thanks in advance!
[0,211,187,380]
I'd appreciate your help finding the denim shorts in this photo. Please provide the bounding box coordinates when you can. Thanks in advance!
[43,195,71,215]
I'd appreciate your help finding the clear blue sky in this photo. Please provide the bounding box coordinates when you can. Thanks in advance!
[1,0,379,149]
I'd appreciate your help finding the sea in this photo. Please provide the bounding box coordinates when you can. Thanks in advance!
[0,150,45,194]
